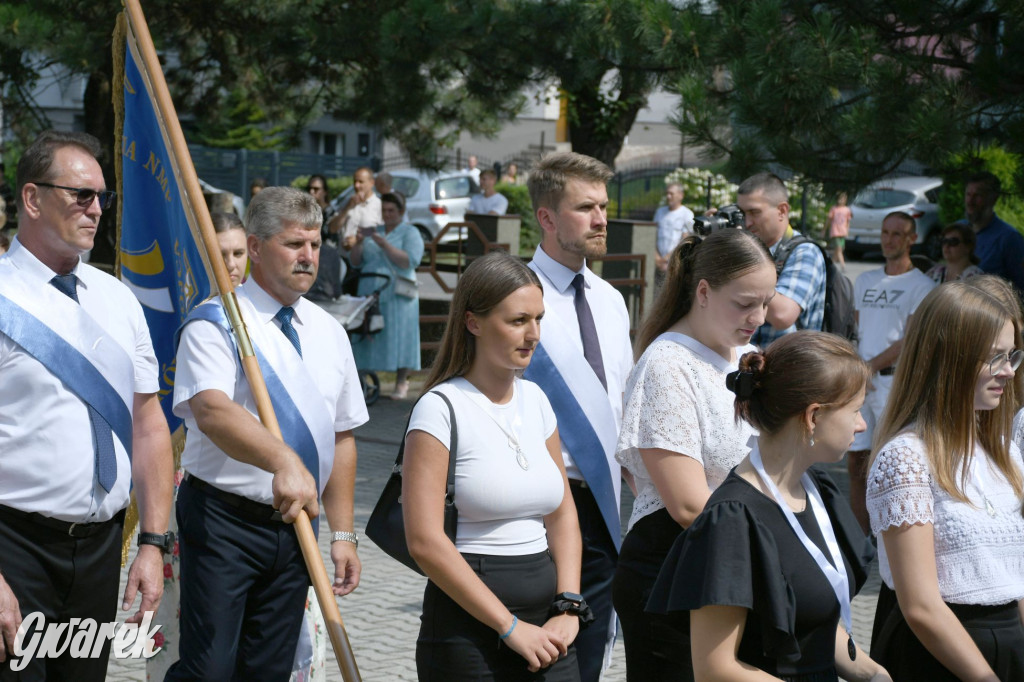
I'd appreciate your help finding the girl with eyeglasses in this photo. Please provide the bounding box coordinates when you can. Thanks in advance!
[866,282,1024,681]
[925,224,984,283]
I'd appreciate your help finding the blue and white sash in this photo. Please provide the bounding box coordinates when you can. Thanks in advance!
[179,297,336,501]
[525,337,622,550]
[0,272,135,456]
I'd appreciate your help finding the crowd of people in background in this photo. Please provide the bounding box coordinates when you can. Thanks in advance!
[1,131,1023,682]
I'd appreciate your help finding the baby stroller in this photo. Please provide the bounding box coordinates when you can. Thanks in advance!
[311,267,390,405]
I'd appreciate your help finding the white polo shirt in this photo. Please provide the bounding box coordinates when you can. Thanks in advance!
[0,237,159,522]
[174,278,368,503]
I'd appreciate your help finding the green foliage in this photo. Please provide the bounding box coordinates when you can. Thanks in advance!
[675,1,1024,194]
[496,183,539,253]
[938,145,1024,233]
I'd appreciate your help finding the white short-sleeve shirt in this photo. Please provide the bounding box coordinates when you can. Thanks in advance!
[407,377,564,556]
[616,333,756,531]
[468,192,509,216]
[866,431,1024,605]
[174,278,368,503]
[0,237,159,522]
[854,267,935,363]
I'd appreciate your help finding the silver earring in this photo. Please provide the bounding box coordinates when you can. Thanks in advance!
[809,433,815,447]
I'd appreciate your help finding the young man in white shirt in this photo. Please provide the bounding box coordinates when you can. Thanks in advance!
[523,152,634,682]
[847,211,936,532]
[653,182,694,289]
[468,169,509,216]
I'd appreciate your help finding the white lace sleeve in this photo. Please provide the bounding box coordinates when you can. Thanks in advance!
[615,342,702,475]
[866,436,934,534]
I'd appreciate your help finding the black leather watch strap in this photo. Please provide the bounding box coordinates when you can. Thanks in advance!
[138,531,175,554]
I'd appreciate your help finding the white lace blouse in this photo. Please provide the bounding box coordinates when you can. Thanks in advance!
[615,333,756,532]
[866,431,1024,605]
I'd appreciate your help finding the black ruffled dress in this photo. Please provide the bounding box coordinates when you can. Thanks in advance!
[647,468,875,682]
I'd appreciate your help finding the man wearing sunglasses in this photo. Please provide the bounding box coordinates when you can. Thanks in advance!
[846,211,936,532]
[0,130,173,679]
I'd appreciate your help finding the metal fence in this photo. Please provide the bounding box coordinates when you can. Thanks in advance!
[189,145,381,199]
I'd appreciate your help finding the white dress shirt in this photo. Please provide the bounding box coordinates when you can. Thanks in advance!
[174,278,368,503]
[529,245,633,480]
[0,237,159,522]
[340,194,382,241]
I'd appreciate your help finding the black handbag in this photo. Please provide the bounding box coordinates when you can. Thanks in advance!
[364,391,457,575]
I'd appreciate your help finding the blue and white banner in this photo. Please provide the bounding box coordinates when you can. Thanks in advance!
[117,29,214,432]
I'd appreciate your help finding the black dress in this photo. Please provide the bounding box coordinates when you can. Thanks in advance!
[647,468,875,682]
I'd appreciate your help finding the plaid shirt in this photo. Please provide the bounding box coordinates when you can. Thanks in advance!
[753,239,826,348]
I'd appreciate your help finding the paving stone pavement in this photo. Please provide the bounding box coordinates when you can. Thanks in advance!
[108,388,880,681]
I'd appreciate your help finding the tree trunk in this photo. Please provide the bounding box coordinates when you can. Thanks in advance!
[564,73,653,170]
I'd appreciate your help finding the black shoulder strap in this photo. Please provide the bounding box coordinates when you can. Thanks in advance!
[772,232,813,273]
[393,389,458,503]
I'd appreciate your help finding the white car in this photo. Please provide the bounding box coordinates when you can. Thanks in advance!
[329,169,480,243]
[846,176,944,259]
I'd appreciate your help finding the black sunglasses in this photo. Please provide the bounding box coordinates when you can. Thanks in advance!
[941,237,963,247]
[35,182,117,209]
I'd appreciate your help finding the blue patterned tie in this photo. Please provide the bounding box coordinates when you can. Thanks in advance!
[50,274,117,493]
[275,306,302,358]
[571,273,607,391]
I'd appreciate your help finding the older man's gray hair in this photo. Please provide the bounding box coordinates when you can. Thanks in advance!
[245,186,322,240]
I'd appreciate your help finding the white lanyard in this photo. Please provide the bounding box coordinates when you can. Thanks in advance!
[749,442,857,660]
[460,380,530,470]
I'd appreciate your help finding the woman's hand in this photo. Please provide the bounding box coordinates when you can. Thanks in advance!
[542,613,580,651]
[504,620,565,672]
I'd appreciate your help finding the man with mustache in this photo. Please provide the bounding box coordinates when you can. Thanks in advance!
[167,187,368,680]
[523,152,634,681]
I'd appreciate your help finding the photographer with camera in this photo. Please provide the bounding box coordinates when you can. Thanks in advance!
[736,173,826,348]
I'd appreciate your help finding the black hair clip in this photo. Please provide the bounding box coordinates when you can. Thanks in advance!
[726,369,756,399]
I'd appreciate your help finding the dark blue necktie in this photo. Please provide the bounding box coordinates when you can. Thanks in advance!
[275,306,302,358]
[571,273,607,391]
[50,274,117,493]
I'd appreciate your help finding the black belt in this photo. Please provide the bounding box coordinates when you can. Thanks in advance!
[184,474,284,522]
[879,367,896,376]
[568,479,589,489]
[0,504,125,538]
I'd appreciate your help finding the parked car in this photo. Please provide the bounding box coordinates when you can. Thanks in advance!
[846,176,944,259]
[328,169,480,244]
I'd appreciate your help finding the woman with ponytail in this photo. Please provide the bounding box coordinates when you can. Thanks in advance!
[612,229,776,680]
[648,332,888,682]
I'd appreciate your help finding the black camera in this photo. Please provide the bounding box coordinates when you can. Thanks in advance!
[693,204,745,235]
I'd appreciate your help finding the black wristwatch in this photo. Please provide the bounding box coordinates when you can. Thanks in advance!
[138,531,175,554]
[550,592,596,627]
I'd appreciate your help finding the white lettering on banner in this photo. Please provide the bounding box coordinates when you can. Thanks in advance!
[10,612,162,672]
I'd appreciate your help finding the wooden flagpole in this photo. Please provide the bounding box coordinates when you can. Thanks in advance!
[121,2,361,679]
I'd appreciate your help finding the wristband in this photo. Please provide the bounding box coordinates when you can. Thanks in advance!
[499,615,518,640]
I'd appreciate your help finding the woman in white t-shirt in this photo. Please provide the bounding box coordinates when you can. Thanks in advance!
[612,228,776,681]
[866,282,1024,681]
[403,250,585,681]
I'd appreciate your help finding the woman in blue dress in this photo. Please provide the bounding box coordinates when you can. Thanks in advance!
[350,192,425,398]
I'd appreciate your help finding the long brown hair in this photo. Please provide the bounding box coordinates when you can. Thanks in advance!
[870,282,1023,501]
[423,251,542,391]
[966,274,1024,411]
[634,229,772,360]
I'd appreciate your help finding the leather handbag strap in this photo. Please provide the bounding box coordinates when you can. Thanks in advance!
[393,390,457,500]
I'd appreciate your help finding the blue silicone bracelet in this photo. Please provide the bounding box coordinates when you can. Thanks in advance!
[499,615,518,640]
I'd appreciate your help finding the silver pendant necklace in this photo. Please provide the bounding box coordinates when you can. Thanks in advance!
[971,457,998,518]
[462,380,530,470]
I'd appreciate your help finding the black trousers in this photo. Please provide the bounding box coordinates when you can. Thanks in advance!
[612,508,692,682]
[872,583,1024,681]
[568,482,617,682]
[417,551,580,682]
[0,505,124,682]
[164,477,310,682]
